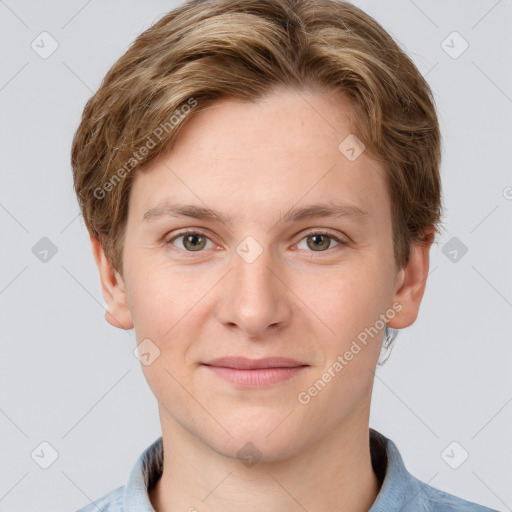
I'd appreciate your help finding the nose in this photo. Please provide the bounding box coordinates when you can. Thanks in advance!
[215,243,293,340]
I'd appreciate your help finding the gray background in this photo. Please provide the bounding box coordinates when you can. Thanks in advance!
[0,0,511,511]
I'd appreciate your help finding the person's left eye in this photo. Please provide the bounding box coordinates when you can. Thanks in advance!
[295,230,347,252]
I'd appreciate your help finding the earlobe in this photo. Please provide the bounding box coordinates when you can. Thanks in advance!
[89,232,134,330]
[387,234,433,330]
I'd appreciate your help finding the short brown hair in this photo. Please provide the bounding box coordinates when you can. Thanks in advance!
[71,0,443,277]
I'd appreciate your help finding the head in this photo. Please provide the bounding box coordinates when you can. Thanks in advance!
[71,0,442,460]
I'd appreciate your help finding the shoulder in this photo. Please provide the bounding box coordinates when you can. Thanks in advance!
[74,485,125,512]
[417,479,499,512]
[369,429,498,512]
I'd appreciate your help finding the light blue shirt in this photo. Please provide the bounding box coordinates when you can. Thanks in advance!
[75,428,498,511]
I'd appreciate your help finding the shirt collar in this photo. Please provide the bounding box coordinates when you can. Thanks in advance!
[368,428,425,511]
[123,428,424,512]
[124,435,163,512]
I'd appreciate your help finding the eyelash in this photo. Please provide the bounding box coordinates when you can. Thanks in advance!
[164,228,348,257]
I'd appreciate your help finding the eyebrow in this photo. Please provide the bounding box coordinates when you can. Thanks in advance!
[141,200,370,226]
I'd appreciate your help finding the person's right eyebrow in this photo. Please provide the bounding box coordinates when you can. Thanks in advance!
[141,199,370,227]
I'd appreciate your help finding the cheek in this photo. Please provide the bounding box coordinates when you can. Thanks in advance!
[126,256,194,332]
[126,260,213,381]
[295,269,385,340]
[295,269,388,384]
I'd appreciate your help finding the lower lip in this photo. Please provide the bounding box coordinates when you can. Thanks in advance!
[202,365,307,386]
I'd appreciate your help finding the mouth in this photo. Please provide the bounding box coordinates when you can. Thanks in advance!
[200,357,309,387]
[201,356,308,370]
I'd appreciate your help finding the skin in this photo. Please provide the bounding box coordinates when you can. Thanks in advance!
[90,87,432,512]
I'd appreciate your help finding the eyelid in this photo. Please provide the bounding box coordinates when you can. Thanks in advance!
[298,227,350,245]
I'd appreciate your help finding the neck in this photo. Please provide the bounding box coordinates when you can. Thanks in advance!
[149,409,381,512]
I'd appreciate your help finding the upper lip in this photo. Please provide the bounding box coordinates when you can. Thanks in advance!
[202,357,307,370]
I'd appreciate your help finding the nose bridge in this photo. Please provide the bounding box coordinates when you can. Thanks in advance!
[216,236,291,336]
[235,241,275,297]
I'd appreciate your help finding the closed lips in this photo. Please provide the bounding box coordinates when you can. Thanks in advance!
[202,357,308,370]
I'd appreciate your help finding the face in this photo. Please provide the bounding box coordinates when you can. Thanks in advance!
[92,87,431,462]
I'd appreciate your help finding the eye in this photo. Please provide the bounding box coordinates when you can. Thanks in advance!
[296,230,347,252]
[165,228,348,255]
[166,229,214,252]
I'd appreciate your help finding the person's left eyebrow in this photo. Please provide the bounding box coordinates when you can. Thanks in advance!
[140,199,370,226]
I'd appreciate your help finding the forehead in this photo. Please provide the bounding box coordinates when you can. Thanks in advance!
[129,88,390,228]
[168,87,358,160]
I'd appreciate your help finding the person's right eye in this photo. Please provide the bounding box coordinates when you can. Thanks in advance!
[165,229,214,253]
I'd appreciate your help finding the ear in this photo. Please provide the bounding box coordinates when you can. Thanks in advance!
[89,232,134,330]
[387,231,434,329]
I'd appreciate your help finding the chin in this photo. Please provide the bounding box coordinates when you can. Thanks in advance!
[209,435,302,465]
[203,419,305,463]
